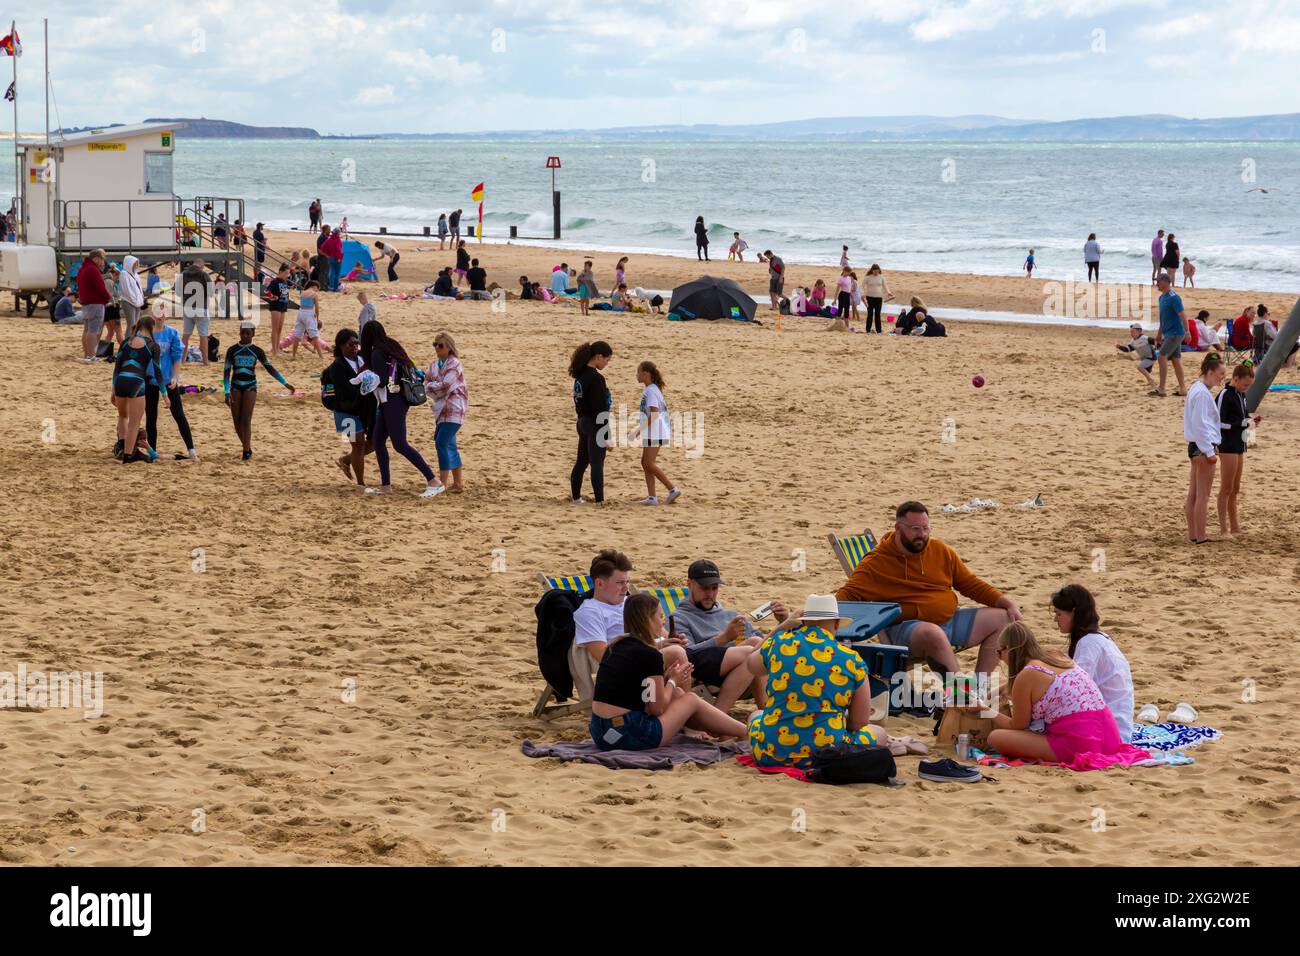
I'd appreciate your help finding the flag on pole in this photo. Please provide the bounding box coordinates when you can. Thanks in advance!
[471,182,484,242]
[3,81,12,102]
[0,29,21,57]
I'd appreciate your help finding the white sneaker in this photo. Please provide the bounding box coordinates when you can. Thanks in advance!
[1136,703,1160,723]
[572,497,587,505]
[665,487,682,504]
[639,496,659,505]
[1167,702,1198,724]
[419,484,446,499]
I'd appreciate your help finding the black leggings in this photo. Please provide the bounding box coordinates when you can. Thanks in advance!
[696,242,708,261]
[837,291,851,317]
[387,253,399,281]
[866,296,883,333]
[571,417,605,502]
[146,384,195,451]
[373,396,434,484]
[1087,261,1100,282]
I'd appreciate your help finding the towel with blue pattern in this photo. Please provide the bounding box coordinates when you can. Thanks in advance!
[1129,722,1222,752]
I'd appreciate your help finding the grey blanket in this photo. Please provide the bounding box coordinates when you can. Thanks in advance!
[521,735,745,770]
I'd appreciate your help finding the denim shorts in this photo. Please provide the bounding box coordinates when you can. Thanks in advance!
[334,412,365,437]
[881,607,980,651]
[590,710,663,751]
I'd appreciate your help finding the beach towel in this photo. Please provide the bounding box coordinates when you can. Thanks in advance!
[1129,722,1223,752]
[1267,384,1300,392]
[735,754,811,782]
[521,736,745,770]
[974,750,1195,769]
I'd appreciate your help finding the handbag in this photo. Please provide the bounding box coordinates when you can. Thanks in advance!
[397,363,426,406]
[807,742,896,785]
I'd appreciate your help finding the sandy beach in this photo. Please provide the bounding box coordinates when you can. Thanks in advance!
[1,232,1297,866]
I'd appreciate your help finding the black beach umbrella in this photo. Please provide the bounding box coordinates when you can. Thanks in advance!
[667,275,757,322]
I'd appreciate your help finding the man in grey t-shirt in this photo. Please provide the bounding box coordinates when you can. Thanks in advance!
[674,559,783,648]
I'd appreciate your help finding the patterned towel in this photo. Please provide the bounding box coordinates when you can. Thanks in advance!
[521,735,745,770]
[1129,722,1223,752]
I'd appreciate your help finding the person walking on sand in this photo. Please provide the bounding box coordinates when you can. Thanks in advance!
[425,331,468,493]
[570,340,613,504]
[118,254,146,339]
[322,327,375,488]
[454,240,470,288]
[765,250,785,311]
[180,260,213,366]
[223,321,293,462]
[1161,233,1181,283]
[1184,353,1225,543]
[610,256,628,296]
[264,262,292,357]
[840,245,850,268]
[111,315,165,463]
[1216,362,1258,537]
[1152,274,1188,397]
[292,281,327,359]
[1084,233,1102,283]
[145,301,199,462]
[1182,256,1196,288]
[1151,229,1165,284]
[850,270,863,326]
[360,320,445,498]
[694,216,709,261]
[729,232,747,262]
[835,267,853,321]
[253,222,267,268]
[437,213,449,249]
[862,263,893,334]
[1024,248,1035,277]
[631,360,681,506]
[449,208,462,244]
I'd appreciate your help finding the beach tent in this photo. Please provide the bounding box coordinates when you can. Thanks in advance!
[339,240,378,282]
[667,276,757,323]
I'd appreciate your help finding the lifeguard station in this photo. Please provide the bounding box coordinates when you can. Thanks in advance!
[11,121,253,314]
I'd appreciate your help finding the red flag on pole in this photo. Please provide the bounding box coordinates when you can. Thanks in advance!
[0,29,21,56]
[471,182,484,242]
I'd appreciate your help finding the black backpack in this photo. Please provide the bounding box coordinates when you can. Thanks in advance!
[95,340,115,360]
[807,742,896,785]
[207,333,220,363]
[320,365,338,411]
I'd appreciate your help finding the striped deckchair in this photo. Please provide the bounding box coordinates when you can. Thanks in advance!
[640,585,688,618]
[536,573,593,593]
[827,529,878,576]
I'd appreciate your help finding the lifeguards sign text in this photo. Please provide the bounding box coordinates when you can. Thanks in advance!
[87,142,127,152]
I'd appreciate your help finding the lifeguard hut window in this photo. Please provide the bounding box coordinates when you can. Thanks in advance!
[145,152,173,194]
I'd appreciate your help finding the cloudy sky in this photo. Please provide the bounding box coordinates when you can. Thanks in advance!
[25,0,1300,134]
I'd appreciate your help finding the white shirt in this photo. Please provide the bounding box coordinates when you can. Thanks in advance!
[573,597,625,646]
[640,384,672,442]
[1196,319,1219,347]
[863,274,890,299]
[1183,380,1220,457]
[375,242,396,259]
[1072,632,1135,742]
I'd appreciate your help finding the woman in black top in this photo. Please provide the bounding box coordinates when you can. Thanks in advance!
[455,241,471,287]
[1216,363,1257,536]
[323,328,375,486]
[694,216,709,261]
[1160,233,1180,281]
[569,341,613,504]
[360,321,443,498]
[590,594,748,751]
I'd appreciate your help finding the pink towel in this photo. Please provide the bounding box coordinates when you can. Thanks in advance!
[735,754,811,781]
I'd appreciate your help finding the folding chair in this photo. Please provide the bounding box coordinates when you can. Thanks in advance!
[532,573,595,719]
[640,585,688,617]
[827,529,878,575]
[1220,326,1252,366]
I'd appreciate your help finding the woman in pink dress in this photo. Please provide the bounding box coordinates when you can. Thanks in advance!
[987,623,1150,770]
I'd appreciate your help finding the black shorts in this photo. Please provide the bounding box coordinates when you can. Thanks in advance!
[114,376,146,399]
[1187,442,1219,460]
[685,644,728,688]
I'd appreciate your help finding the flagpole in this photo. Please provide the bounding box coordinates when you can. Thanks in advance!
[43,19,48,148]
[11,20,18,243]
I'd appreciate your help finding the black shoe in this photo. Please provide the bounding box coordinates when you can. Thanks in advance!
[241,449,253,461]
[112,439,124,459]
[918,758,982,784]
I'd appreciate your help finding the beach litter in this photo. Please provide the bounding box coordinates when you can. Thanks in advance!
[1017,494,1045,509]
[940,498,997,514]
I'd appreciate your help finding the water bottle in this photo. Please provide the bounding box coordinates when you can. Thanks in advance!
[956,733,971,761]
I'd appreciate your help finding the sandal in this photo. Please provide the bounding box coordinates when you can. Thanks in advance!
[1148,388,1167,397]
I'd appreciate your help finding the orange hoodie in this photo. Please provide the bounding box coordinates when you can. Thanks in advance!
[835,531,1003,623]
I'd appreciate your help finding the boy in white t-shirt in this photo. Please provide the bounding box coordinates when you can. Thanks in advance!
[630,361,681,506]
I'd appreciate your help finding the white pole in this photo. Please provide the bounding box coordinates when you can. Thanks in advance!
[11,20,19,243]
[43,19,48,147]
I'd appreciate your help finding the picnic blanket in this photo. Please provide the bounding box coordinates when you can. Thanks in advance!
[1129,721,1223,752]
[522,736,745,770]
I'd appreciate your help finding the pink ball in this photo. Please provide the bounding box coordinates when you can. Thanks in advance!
[886,315,895,323]
[972,375,985,388]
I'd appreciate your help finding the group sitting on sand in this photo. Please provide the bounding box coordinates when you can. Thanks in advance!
[559,501,1150,777]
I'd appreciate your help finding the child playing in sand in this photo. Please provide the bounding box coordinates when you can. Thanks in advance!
[1024,249,1035,277]
[291,282,327,359]
[810,279,827,313]
[630,361,681,505]
[357,290,376,333]
[1216,363,1259,536]
[1116,323,1157,388]
[729,232,747,262]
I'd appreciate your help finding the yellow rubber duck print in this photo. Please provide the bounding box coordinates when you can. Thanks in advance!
[811,646,834,663]
[790,745,812,762]
[793,714,815,729]
[828,714,846,731]
[827,665,850,686]
[793,657,816,677]
[777,726,800,747]
[813,727,837,747]
[833,690,852,708]
[803,632,824,644]
[778,641,799,657]
[783,693,807,714]
[770,672,790,692]
[800,679,825,698]
[762,708,781,726]
[769,655,784,674]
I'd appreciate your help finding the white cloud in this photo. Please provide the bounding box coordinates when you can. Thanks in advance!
[352,85,398,106]
[1230,18,1300,54]
[1162,13,1214,37]
[911,0,1012,43]
[385,50,485,84]
[994,50,1088,66]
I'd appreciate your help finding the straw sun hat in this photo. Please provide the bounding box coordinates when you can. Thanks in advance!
[783,594,849,632]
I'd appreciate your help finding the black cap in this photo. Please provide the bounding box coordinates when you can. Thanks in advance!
[688,559,723,585]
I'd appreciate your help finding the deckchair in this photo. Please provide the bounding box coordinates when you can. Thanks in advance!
[1220,324,1252,367]
[640,585,688,618]
[532,573,595,719]
[827,529,878,575]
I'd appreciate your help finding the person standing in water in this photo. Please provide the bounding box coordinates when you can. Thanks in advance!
[223,321,293,461]
[693,217,709,261]
[1084,233,1102,283]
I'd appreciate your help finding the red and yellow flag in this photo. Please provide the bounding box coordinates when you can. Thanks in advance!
[0,29,21,57]
[470,182,484,202]
[471,182,484,241]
